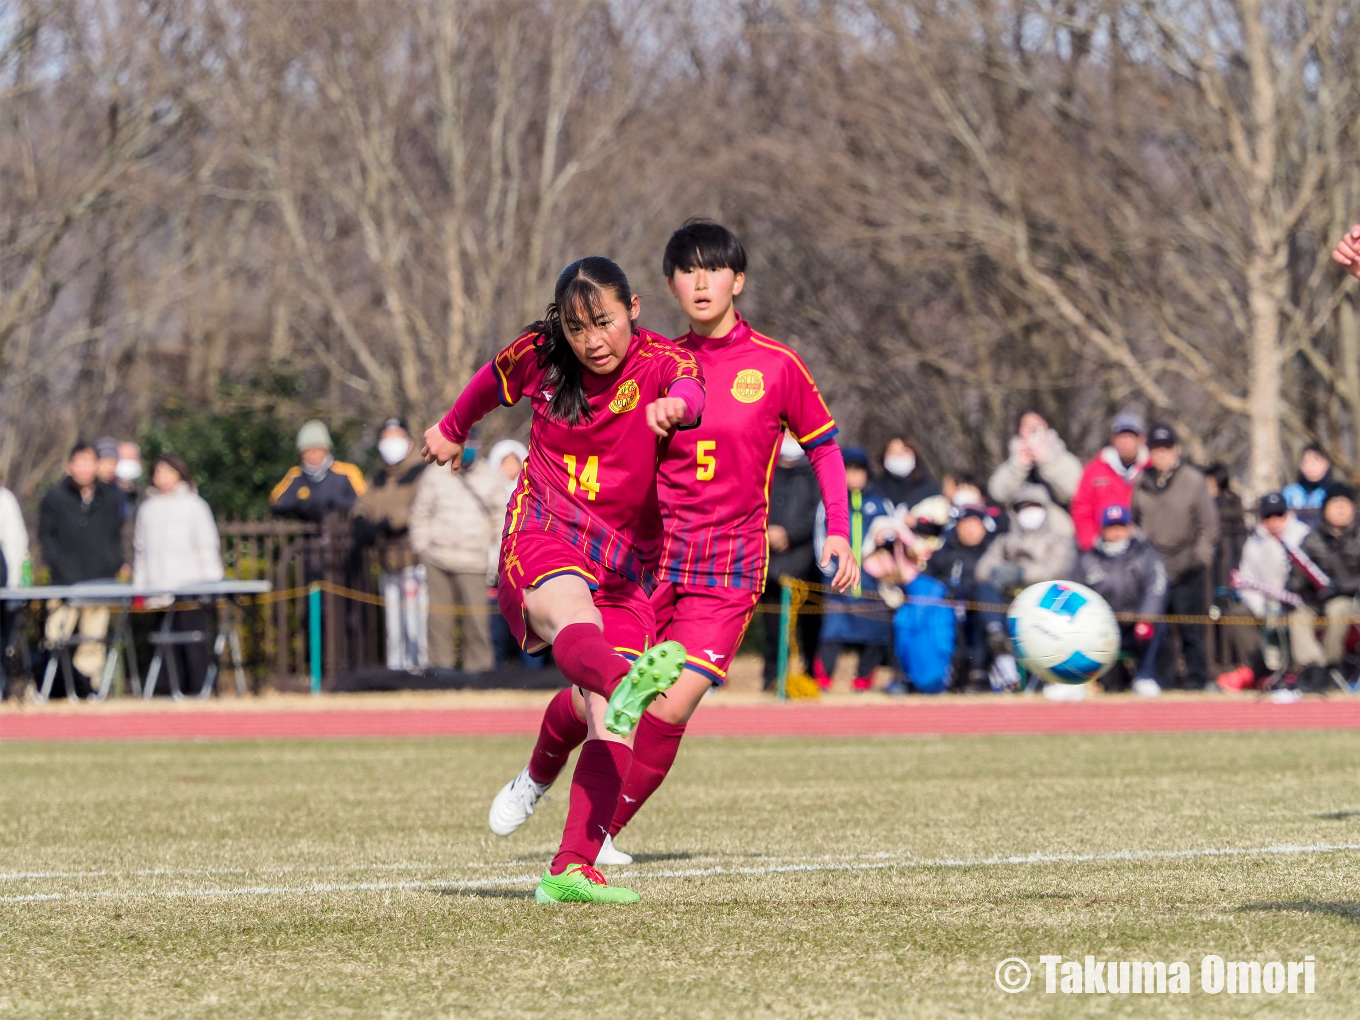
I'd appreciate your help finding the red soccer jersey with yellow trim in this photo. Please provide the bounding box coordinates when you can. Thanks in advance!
[657,315,837,591]
[497,327,702,589]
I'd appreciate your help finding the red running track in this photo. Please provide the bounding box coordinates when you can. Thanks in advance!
[5,700,1360,742]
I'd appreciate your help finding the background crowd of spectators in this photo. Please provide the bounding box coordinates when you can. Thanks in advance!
[3,407,1360,700]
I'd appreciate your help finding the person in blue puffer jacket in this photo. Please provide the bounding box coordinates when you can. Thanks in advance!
[1281,444,1333,528]
[812,447,893,691]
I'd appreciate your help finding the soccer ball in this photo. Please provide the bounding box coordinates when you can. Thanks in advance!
[1006,581,1120,684]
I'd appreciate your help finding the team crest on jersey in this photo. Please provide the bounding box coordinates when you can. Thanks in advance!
[609,379,640,413]
[731,368,765,403]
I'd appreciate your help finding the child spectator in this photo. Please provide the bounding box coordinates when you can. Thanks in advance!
[1281,444,1333,527]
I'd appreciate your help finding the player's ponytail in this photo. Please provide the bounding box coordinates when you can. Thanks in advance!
[530,256,634,427]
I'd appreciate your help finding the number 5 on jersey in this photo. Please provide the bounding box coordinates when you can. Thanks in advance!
[564,454,600,500]
[696,441,716,481]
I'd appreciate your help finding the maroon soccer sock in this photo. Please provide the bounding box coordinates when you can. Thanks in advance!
[552,621,631,698]
[550,739,634,874]
[609,713,687,836]
[527,687,588,786]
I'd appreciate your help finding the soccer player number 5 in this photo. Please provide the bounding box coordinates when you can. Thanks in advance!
[696,441,716,481]
[564,454,600,500]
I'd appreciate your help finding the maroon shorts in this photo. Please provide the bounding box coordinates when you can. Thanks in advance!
[498,530,654,658]
[650,581,760,685]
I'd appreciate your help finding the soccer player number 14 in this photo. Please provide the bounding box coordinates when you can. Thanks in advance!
[696,441,716,481]
[563,454,600,501]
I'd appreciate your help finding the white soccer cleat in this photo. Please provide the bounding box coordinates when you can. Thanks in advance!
[488,767,551,837]
[595,833,633,866]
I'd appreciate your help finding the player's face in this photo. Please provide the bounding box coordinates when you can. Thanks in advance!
[667,265,745,327]
[562,289,640,375]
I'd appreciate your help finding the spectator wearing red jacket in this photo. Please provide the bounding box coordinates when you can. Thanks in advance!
[1070,412,1150,551]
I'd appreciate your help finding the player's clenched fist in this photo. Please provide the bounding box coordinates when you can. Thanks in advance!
[644,396,690,436]
[1332,225,1360,280]
[422,423,464,472]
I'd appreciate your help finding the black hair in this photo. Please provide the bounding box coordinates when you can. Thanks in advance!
[1302,443,1329,460]
[153,452,194,487]
[530,256,634,427]
[1015,407,1048,431]
[1205,462,1232,492]
[69,441,95,460]
[662,218,748,278]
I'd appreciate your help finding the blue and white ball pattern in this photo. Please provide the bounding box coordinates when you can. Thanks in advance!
[1007,581,1120,684]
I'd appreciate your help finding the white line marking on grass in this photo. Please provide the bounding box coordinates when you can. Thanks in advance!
[3,842,1359,904]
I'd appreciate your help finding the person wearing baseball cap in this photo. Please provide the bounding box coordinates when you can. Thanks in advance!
[1221,491,1310,691]
[1069,410,1150,552]
[1285,477,1360,689]
[1131,423,1217,691]
[1072,503,1168,696]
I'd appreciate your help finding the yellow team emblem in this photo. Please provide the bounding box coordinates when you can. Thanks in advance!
[610,379,640,413]
[731,368,765,403]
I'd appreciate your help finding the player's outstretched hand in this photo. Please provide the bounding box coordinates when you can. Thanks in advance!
[645,396,689,436]
[422,423,464,472]
[822,535,861,593]
[1332,225,1360,279]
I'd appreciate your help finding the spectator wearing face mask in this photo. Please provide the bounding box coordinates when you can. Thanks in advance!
[974,484,1077,598]
[270,420,366,522]
[1281,444,1334,528]
[876,435,940,512]
[760,430,823,688]
[941,470,1007,534]
[1070,411,1150,551]
[353,418,430,671]
[1073,505,1168,696]
[988,409,1082,537]
[812,446,893,691]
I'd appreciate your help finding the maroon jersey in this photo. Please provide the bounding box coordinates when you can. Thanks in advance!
[491,328,702,589]
[657,315,838,591]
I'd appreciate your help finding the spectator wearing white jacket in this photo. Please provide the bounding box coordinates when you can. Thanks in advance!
[0,482,27,587]
[988,410,1083,537]
[132,454,223,694]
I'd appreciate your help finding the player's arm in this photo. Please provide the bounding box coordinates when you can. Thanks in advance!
[779,350,859,592]
[424,340,529,471]
[1332,225,1360,280]
[644,349,706,436]
[807,442,860,593]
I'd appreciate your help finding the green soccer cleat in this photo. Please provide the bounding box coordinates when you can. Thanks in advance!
[605,640,686,736]
[534,863,640,904]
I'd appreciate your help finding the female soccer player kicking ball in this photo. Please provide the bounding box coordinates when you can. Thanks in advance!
[489,221,859,866]
[425,257,705,903]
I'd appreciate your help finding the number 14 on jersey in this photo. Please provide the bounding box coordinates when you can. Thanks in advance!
[563,454,600,500]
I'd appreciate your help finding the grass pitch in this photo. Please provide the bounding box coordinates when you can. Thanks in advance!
[2,729,1359,1018]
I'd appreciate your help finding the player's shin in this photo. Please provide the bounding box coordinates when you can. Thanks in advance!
[527,687,588,786]
[609,713,686,836]
[550,739,633,875]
